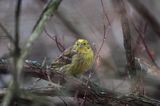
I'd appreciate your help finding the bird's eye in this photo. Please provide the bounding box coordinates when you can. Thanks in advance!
[83,43,86,45]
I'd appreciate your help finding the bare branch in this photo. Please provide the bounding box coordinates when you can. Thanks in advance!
[2,0,22,106]
[15,0,62,83]
[1,0,62,106]
[19,0,62,65]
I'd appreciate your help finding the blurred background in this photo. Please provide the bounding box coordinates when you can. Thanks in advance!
[1,0,160,105]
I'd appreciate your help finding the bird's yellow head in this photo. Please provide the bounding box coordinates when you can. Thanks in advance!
[73,39,92,54]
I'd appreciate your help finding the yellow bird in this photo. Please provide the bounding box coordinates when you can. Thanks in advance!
[51,39,94,76]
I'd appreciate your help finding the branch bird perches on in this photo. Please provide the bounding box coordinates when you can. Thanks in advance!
[1,59,160,106]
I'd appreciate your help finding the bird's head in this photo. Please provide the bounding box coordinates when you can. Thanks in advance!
[73,39,92,54]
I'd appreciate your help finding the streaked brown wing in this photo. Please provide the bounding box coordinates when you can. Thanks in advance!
[51,47,76,68]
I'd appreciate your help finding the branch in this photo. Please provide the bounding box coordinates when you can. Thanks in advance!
[120,0,136,77]
[19,0,62,73]
[0,89,54,106]
[1,0,62,106]
[2,0,22,106]
[14,0,21,55]
[1,59,160,105]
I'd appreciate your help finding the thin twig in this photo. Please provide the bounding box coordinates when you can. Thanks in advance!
[0,22,14,42]
[132,22,159,68]
[95,0,111,61]
[44,27,65,52]
[128,0,160,38]
[58,96,68,106]
[100,0,111,26]
[133,22,147,54]
[79,1,111,105]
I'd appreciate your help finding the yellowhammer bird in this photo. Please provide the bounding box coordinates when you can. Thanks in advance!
[51,39,94,76]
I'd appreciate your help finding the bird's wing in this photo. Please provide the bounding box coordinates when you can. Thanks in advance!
[51,47,76,68]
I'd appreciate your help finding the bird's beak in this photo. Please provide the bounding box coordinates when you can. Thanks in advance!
[80,44,83,48]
